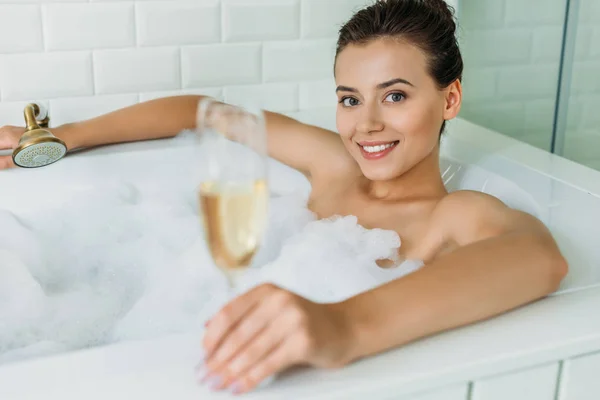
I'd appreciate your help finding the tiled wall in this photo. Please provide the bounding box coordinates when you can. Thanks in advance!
[459,0,600,171]
[459,0,567,151]
[0,0,372,128]
[563,0,600,171]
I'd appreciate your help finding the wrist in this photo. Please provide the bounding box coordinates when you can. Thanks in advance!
[52,122,80,151]
[330,297,375,364]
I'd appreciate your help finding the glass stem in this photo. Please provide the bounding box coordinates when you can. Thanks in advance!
[223,269,243,294]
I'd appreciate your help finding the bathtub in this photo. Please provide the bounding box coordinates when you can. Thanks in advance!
[1,107,600,400]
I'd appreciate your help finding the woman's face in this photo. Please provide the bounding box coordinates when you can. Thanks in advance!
[334,39,461,182]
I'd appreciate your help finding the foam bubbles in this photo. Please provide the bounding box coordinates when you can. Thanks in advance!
[0,182,422,365]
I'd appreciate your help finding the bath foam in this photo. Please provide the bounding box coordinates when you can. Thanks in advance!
[0,184,421,364]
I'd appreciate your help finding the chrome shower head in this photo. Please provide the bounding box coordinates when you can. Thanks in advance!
[12,103,67,168]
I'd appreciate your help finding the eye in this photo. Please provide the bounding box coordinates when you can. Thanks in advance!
[384,92,405,103]
[340,97,360,107]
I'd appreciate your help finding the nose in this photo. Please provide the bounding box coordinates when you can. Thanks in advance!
[355,103,384,135]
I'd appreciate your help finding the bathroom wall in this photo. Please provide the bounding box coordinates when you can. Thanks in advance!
[0,0,374,128]
[459,0,567,151]
[459,0,600,171]
[563,0,600,171]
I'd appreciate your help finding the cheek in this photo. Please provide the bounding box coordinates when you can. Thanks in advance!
[392,100,442,144]
[336,113,354,141]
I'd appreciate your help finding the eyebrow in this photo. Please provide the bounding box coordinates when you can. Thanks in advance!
[335,78,415,93]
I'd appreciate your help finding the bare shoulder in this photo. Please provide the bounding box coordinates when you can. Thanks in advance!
[432,190,552,247]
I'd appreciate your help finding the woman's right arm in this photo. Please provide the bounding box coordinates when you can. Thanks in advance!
[0,95,347,176]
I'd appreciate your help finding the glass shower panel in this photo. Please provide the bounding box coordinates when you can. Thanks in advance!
[562,0,600,171]
[459,0,567,151]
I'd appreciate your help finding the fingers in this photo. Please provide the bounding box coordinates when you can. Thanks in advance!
[202,283,278,358]
[206,300,300,390]
[0,126,24,150]
[230,333,302,394]
[0,155,15,170]
[204,292,285,372]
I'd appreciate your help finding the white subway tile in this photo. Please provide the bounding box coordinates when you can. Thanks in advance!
[224,0,299,42]
[570,61,600,95]
[264,39,335,82]
[94,47,180,95]
[181,44,261,87]
[460,0,505,29]
[496,65,560,100]
[582,158,600,172]
[224,83,298,112]
[573,27,593,61]
[581,96,600,129]
[0,52,93,101]
[461,101,526,138]
[0,100,50,127]
[505,0,566,26]
[43,3,134,51]
[590,28,600,58]
[462,68,497,101]
[564,132,600,161]
[567,97,583,131]
[590,1,600,23]
[136,1,220,46]
[517,132,553,151]
[0,5,43,53]
[301,0,369,38]
[532,27,563,63]
[49,94,139,126]
[298,79,336,109]
[139,88,223,102]
[524,99,556,133]
[577,0,595,23]
[462,29,532,67]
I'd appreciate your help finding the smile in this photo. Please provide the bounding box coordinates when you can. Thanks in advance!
[357,140,399,160]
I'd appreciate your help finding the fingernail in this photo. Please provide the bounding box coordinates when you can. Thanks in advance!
[194,363,207,382]
[230,381,243,395]
[207,375,222,390]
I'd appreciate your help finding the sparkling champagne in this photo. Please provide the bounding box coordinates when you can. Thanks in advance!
[199,180,268,269]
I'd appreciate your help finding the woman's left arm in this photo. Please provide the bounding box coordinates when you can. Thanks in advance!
[342,191,568,361]
[199,192,568,394]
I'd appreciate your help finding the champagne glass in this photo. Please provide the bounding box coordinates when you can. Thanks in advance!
[196,98,269,290]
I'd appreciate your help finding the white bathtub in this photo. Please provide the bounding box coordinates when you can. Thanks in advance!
[1,108,600,400]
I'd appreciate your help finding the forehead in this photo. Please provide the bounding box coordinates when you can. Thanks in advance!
[334,39,429,88]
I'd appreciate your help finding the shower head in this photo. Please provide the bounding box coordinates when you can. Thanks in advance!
[12,103,67,168]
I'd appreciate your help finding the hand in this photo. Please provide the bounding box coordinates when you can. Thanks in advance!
[198,283,355,395]
[0,125,26,170]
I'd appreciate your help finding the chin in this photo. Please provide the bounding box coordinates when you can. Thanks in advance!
[359,164,402,181]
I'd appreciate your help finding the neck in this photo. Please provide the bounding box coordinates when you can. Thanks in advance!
[364,146,447,201]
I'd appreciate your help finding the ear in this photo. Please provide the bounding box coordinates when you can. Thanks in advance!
[443,79,462,121]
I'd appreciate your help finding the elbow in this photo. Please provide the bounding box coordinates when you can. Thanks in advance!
[521,228,568,294]
[547,253,568,292]
[537,237,569,293]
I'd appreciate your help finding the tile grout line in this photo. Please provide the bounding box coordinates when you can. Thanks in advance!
[39,4,47,52]
[553,360,566,400]
[466,381,474,400]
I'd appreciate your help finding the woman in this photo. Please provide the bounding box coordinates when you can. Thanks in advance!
[0,0,567,395]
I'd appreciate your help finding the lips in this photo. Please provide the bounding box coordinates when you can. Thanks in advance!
[357,140,399,160]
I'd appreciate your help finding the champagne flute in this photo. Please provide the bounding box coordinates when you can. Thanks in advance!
[196,98,269,290]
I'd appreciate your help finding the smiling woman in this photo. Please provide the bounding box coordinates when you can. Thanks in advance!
[0,0,568,396]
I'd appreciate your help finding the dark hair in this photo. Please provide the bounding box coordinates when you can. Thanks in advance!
[335,0,463,133]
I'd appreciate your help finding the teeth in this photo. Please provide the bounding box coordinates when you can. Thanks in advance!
[362,142,395,153]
